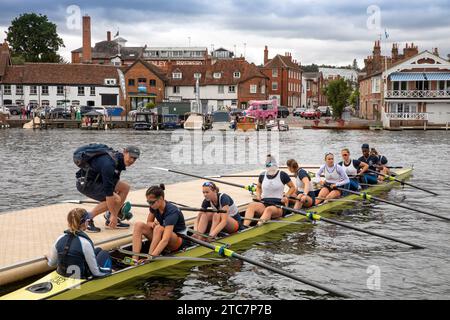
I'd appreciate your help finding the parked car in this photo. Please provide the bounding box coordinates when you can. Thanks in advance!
[277,106,290,118]
[301,109,321,119]
[4,105,23,115]
[317,106,331,117]
[80,106,95,115]
[49,107,71,119]
[293,107,307,117]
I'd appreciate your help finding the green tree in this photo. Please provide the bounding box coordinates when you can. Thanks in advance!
[349,88,360,107]
[322,78,352,119]
[6,13,64,63]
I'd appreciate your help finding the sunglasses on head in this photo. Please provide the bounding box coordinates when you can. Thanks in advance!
[203,182,214,188]
[80,212,90,224]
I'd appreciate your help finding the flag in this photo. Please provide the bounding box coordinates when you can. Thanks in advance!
[384,29,389,39]
[114,30,119,38]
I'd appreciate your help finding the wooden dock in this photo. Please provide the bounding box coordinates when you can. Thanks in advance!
[0,167,317,287]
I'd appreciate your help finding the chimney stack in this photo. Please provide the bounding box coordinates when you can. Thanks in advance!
[264,46,269,65]
[82,15,92,63]
[107,31,111,42]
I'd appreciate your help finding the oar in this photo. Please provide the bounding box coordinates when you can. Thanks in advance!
[367,169,438,196]
[254,200,425,249]
[118,248,223,262]
[179,233,352,298]
[63,200,226,213]
[335,188,450,222]
[206,174,296,178]
[151,167,258,193]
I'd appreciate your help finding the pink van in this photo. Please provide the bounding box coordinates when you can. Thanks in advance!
[244,99,278,120]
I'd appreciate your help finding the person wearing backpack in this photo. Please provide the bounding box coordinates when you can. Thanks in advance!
[74,143,140,233]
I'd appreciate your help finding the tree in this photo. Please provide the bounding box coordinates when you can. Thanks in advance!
[352,59,359,71]
[322,78,352,119]
[145,102,156,110]
[6,13,64,63]
[349,88,360,108]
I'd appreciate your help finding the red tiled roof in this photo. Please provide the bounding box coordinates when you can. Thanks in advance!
[2,63,119,85]
[264,55,300,69]
[166,59,268,86]
[123,59,167,81]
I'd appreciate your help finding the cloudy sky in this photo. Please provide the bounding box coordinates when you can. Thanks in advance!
[1,0,450,67]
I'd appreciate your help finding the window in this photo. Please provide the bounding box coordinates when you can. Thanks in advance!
[218,85,224,94]
[261,85,266,94]
[173,86,180,94]
[41,86,49,96]
[392,103,417,113]
[90,87,96,96]
[3,85,11,95]
[438,81,446,91]
[234,72,241,78]
[138,78,146,84]
[78,87,85,96]
[272,82,278,90]
[41,100,50,106]
[16,85,23,95]
[250,85,257,94]
[149,79,157,87]
[213,72,222,79]
[15,99,24,106]
[306,81,311,91]
[228,86,236,93]
[172,72,182,79]
[272,69,278,77]
[128,79,135,86]
[71,100,80,106]
[416,81,429,91]
[30,85,37,95]
[57,86,64,96]
[371,77,381,93]
[104,79,117,85]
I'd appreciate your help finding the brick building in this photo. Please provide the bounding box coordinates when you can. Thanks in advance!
[121,59,167,110]
[260,46,302,108]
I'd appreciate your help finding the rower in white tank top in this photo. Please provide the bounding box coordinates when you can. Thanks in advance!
[261,171,286,200]
[296,169,314,193]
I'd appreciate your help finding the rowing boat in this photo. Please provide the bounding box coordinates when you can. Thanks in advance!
[0,168,413,300]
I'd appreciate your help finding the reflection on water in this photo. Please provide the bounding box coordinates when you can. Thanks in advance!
[1,129,450,299]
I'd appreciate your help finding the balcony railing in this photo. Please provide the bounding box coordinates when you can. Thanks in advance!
[386,90,450,99]
[385,113,428,121]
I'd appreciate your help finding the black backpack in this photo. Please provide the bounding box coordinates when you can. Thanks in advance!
[73,144,117,170]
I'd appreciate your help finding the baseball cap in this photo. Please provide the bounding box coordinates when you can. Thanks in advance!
[125,146,141,159]
[361,143,370,149]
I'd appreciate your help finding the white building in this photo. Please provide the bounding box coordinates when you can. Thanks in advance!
[382,50,450,128]
[0,63,120,108]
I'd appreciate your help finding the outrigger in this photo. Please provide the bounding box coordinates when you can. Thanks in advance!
[1,167,438,300]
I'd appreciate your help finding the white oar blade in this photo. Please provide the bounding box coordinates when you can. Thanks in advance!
[150,167,170,172]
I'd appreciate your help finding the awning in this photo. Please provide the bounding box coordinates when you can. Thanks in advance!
[390,72,450,81]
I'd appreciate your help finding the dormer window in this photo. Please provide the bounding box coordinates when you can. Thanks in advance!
[213,72,222,79]
[234,72,241,78]
[104,79,117,85]
[172,72,182,79]
[194,73,202,79]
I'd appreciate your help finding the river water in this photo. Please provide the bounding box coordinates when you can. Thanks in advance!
[0,128,449,300]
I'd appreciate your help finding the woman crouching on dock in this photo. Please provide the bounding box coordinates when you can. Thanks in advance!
[46,208,112,279]
[315,153,350,205]
[195,181,243,240]
[131,185,188,261]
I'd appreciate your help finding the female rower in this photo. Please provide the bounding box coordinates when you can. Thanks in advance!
[315,153,350,205]
[370,148,390,181]
[339,148,369,191]
[286,159,316,209]
[131,184,187,261]
[195,182,243,240]
[243,155,296,226]
[46,208,112,279]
